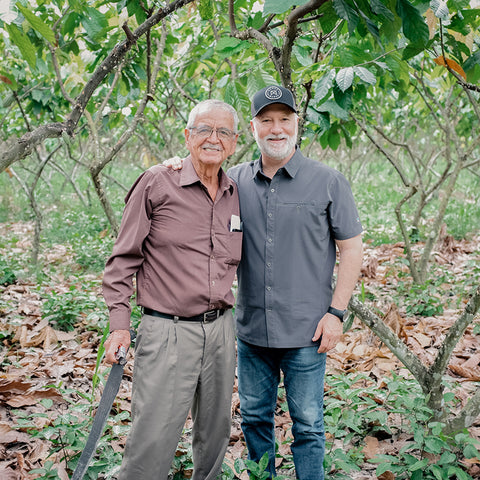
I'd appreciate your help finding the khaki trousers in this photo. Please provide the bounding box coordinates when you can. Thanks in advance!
[117,310,235,480]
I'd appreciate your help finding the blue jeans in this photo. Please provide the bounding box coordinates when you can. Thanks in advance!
[237,338,326,480]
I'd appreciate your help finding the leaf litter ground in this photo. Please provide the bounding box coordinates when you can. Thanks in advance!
[0,222,479,479]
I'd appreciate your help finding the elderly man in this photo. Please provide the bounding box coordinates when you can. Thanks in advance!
[227,85,363,480]
[102,99,242,480]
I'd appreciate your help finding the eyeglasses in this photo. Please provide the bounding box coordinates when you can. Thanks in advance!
[189,125,236,141]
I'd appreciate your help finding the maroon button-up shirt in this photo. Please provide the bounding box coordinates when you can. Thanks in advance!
[103,157,242,331]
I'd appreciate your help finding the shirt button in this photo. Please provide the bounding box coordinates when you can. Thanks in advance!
[270,188,275,193]
[266,286,271,291]
[267,262,271,267]
[268,238,272,243]
[268,213,272,218]
[212,281,215,286]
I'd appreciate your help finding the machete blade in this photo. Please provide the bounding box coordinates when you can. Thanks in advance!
[71,358,126,480]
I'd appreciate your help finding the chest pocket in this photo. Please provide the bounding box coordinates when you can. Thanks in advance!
[277,202,330,241]
[225,231,243,265]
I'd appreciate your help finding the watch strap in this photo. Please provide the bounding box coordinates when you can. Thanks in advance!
[327,306,346,322]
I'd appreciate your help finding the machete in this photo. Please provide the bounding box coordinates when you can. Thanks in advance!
[71,333,134,480]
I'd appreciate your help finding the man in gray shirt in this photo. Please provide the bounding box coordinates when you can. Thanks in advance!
[228,86,363,480]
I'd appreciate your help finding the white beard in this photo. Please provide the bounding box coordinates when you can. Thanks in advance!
[253,126,297,161]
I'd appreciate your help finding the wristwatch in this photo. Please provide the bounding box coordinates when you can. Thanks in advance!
[327,306,347,322]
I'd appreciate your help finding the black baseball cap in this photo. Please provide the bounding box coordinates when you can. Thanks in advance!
[251,85,297,117]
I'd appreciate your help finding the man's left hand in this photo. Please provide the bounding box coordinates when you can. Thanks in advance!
[312,314,343,353]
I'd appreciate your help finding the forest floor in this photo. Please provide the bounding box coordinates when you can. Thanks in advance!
[1,221,480,479]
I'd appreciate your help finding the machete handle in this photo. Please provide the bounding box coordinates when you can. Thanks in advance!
[115,345,127,365]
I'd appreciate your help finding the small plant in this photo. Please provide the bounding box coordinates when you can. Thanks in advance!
[0,255,18,285]
[367,375,480,480]
[397,277,447,317]
[41,283,107,332]
[234,452,271,480]
[170,439,193,479]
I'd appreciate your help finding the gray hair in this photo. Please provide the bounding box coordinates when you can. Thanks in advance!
[187,100,239,133]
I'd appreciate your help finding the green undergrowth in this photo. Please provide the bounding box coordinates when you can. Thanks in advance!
[14,371,479,480]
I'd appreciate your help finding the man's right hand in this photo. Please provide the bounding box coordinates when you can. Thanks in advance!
[104,329,131,364]
[163,156,184,170]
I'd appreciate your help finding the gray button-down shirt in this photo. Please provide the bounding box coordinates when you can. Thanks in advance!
[228,148,362,348]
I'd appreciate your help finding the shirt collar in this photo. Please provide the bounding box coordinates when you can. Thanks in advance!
[180,156,235,195]
[253,146,302,180]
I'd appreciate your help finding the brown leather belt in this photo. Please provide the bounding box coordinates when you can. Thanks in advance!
[143,307,225,323]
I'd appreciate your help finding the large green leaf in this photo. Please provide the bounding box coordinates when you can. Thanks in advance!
[336,67,355,92]
[314,70,336,102]
[224,80,250,114]
[333,0,359,34]
[216,37,250,58]
[5,24,37,70]
[80,7,109,44]
[316,99,350,121]
[263,0,310,15]
[306,107,330,134]
[16,3,56,44]
[430,0,449,21]
[463,50,480,71]
[396,0,429,45]
[353,66,376,85]
[370,0,395,20]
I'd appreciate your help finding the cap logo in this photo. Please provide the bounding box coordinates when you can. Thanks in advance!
[264,86,283,100]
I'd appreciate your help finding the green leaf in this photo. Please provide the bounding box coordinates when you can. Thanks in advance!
[376,461,396,477]
[408,458,429,471]
[364,16,382,46]
[263,0,310,15]
[319,1,342,32]
[328,127,341,150]
[463,444,480,460]
[396,0,429,45]
[314,70,336,102]
[424,436,449,453]
[333,84,353,112]
[225,80,250,113]
[198,0,215,20]
[333,0,359,34]
[402,43,425,60]
[5,24,37,70]
[216,37,249,58]
[258,451,269,471]
[447,466,471,480]
[336,67,354,92]
[62,11,81,36]
[16,3,56,44]
[316,99,350,121]
[80,7,109,43]
[430,0,449,21]
[463,50,480,72]
[306,107,330,134]
[370,0,395,20]
[353,66,376,85]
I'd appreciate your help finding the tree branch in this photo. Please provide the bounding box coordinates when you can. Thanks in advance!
[0,0,195,173]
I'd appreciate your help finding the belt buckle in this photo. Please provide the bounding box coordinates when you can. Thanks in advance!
[203,310,217,323]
